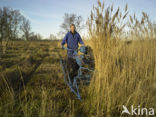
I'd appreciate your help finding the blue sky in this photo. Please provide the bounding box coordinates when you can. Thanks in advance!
[0,0,156,38]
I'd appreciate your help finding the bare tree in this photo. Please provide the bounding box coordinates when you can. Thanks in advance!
[36,33,42,40]
[10,9,23,40]
[0,8,3,54]
[49,34,57,40]
[59,13,85,36]
[0,7,23,54]
[20,17,31,40]
[0,7,31,55]
[154,22,156,38]
[0,7,11,53]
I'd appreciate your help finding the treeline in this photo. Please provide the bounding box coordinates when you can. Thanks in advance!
[0,7,43,42]
[0,7,47,55]
[0,6,86,55]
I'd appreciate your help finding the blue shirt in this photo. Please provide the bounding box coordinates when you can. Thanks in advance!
[61,31,84,49]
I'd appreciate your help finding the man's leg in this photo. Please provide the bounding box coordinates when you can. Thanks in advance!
[67,57,79,86]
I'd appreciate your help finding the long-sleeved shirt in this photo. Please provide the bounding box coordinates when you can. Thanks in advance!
[61,31,84,50]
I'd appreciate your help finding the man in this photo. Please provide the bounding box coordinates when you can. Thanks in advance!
[61,24,85,58]
[61,24,85,85]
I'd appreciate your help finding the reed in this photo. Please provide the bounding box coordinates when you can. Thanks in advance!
[86,0,156,116]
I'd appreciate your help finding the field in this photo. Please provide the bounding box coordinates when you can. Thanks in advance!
[0,40,90,117]
[0,0,156,117]
[0,39,155,117]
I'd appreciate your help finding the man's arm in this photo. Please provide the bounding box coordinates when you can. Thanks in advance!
[61,33,68,48]
[78,33,85,46]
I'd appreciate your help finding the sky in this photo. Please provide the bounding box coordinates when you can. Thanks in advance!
[0,0,156,38]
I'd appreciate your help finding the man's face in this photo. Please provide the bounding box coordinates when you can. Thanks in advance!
[70,25,75,33]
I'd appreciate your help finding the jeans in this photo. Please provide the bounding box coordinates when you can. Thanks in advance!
[66,54,79,84]
[67,50,78,59]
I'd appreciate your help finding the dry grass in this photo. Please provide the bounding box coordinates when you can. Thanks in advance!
[85,0,156,116]
[0,0,156,117]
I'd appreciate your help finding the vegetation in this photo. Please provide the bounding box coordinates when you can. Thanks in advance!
[87,0,156,116]
[0,0,155,117]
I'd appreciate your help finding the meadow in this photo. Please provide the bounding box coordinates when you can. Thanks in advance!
[0,0,156,117]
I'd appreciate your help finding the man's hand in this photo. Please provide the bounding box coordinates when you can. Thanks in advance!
[62,45,65,50]
[81,43,85,46]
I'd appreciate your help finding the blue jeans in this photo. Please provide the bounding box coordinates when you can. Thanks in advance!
[66,54,79,84]
[67,50,78,58]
